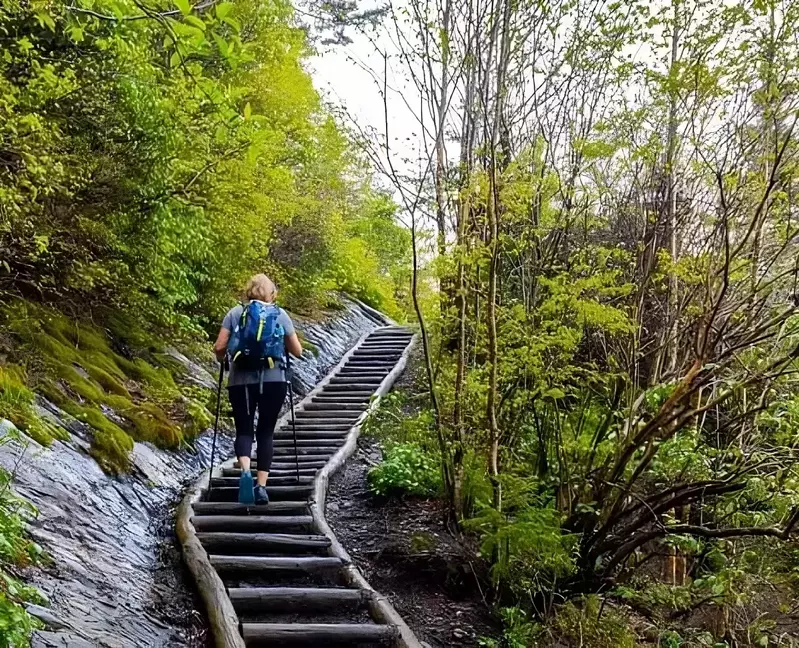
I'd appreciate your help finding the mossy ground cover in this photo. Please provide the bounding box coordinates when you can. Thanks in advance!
[0,299,215,474]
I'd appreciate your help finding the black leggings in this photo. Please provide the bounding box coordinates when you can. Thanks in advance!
[228,382,288,472]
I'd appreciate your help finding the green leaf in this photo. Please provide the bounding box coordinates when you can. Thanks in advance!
[243,102,252,120]
[174,0,192,16]
[220,15,241,32]
[170,50,182,68]
[212,32,229,57]
[184,15,206,30]
[215,2,234,19]
[35,11,56,31]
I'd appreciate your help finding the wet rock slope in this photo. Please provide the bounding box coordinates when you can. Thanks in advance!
[0,299,385,648]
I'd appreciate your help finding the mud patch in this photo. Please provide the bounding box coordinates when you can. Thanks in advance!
[326,438,500,647]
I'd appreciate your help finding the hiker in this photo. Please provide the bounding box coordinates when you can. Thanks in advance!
[213,274,303,505]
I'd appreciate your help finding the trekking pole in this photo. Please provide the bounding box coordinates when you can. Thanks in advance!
[208,361,225,495]
[286,354,300,482]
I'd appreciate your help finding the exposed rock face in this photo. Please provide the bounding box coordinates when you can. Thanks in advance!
[0,299,384,648]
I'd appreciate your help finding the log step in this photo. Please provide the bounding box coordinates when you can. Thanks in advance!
[323,383,385,392]
[210,555,343,574]
[273,438,345,447]
[192,515,314,532]
[328,377,383,385]
[222,468,318,477]
[198,533,330,554]
[249,454,334,463]
[268,460,327,470]
[192,501,308,516]
[241,622,397,645]
[229,587,366,613]
[303,402,368,411]
[247,460,327,469]
[206,485,313,502]
[275,427,351,436]
[293,417,359,425]
[210,476,314,488]
[312,391,375,398]
[296,409,362,418]
[273,446,340,456]
[311,396,371,403]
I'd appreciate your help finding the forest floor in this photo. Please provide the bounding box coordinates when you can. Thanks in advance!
[326,436,501,647]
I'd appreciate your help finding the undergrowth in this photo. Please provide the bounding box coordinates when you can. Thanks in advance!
[362,391,442,497]
[0,427,46,647]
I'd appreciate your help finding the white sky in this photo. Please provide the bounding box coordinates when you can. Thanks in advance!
[305,7,434,200]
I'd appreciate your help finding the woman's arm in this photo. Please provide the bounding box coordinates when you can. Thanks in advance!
[285,332,303,358]
[214,327,230,362]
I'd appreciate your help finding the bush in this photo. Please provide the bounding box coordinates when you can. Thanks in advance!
[0,426,46,646]
[368,442,441,497]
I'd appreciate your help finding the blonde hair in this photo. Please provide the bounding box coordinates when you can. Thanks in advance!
[245,274,277,302]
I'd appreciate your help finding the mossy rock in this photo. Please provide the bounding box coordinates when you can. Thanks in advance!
[1,299,206,469]
[0,366,68,446]
[297,332,320,357]
[86,366,130,398]
[184,399,213,438]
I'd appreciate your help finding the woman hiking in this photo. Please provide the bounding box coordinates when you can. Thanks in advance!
[214,274,303,505]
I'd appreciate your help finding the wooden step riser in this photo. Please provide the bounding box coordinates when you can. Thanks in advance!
[272,437,345,446]
[211,476,314,487]
[273,446,340,456]
[277,425,353,432]
[192,501,309,516]
[240,623,398,644]
[302,402,368,411]
[205,487,313,502]
[244,461,328,470]
[222,468,318,478]
[229,588,367,613]
[296,410,363,418]
[192,516,314,532]
[198,533,330,555]
[211,556,343,574]
[322,384,384,392]
[244,455,334,464]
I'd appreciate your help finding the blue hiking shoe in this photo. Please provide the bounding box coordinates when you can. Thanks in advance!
[238,470,255,505]
[254,485,269,506]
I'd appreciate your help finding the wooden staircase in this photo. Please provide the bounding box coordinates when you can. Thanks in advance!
[178,326,420,648]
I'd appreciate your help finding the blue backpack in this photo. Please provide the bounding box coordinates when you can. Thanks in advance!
[228,301,286,370]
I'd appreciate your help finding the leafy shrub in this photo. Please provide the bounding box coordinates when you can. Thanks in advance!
[548,596,636,648]
[368,443,442,497]
[0,427,46,646]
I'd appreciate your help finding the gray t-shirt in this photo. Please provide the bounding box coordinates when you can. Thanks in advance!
[221,303,296,386]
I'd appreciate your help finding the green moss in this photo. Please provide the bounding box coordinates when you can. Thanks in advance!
[83,351,127,381]
[78,407,134,474]
[1,299,206,467]
[86,366,130,398]
[116,357,179,400]
[125,405,182,448]
[0,366,67,446]
[185,399,213,439]
[297,332,320,357]
[55,365,106,403]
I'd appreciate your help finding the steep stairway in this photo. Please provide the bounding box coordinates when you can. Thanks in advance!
[178,326,419,648]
